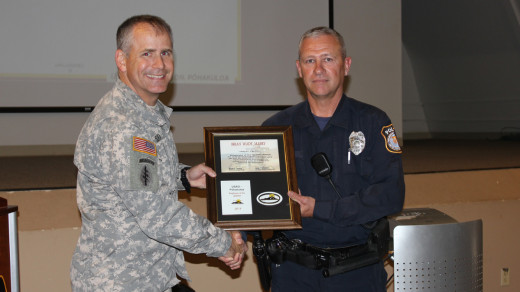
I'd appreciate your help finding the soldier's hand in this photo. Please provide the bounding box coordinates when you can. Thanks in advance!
[288,190,315,217]
[218,231,248,270]
[186,163,216,189]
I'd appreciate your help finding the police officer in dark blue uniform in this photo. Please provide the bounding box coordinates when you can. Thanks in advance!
[262,26,405,292]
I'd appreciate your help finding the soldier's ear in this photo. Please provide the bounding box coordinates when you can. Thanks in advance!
[116,50,127,72]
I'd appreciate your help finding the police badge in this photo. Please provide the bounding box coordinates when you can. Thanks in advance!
[349,131,365,155]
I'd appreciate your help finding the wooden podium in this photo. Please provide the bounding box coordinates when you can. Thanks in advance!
[0,197,19,292]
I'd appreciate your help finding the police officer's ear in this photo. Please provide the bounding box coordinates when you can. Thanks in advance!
[344,57,352,76]
[296,59,303,78]
[115,49,127,72]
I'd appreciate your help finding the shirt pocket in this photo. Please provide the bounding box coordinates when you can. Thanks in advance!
[294,150,309,175]
[358,155,374,179]
[335,152,374,193]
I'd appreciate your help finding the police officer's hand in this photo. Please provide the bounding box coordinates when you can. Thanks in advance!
[219,231,248,270]
[288,190,315,217]
[186,163,216,189]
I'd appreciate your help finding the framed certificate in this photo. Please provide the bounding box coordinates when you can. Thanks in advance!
[204,126,302,230]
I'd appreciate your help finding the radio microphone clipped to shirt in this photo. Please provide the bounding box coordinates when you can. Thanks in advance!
[311,152,342,199]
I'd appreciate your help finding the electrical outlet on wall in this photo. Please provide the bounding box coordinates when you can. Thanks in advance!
[501,268,510,286]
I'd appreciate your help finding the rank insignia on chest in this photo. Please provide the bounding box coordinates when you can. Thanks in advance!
[349,131,365,155]
[381,124,402,153]
[133,136,157,156]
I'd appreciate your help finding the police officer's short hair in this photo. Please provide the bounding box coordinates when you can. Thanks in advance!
[298,26,347,60]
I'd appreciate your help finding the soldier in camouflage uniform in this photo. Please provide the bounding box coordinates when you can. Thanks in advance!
[70,15,246,291]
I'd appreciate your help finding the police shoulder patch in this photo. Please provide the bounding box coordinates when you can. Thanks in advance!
[381,124,402,153]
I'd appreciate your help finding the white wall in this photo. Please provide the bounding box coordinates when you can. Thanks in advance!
[334,1,403,137]
[0,1,405,151]
[0,111,277,147]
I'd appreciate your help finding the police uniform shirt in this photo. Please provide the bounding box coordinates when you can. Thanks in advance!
[263,95,405,248]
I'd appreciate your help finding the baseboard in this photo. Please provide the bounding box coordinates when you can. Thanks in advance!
[0,143,204,157]
[175,143,204,153]
[0,145,76,157]
[403,132,433,140]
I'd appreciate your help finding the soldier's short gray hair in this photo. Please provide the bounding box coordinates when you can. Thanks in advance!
[116,15,173,54]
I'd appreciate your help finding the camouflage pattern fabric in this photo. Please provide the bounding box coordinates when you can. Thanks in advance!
[70,79,231,291]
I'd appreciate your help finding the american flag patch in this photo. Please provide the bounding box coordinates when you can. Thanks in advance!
[133,136,157,156]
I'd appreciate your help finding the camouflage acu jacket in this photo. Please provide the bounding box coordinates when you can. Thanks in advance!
[70,79,231,291]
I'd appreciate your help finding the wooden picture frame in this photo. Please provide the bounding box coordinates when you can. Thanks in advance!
[204,126,301,230]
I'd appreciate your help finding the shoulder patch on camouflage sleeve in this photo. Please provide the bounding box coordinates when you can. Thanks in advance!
[133,136,157,156]
[381,124,402,153]
[130,151,159,192]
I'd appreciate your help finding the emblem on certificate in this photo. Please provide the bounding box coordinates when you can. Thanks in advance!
[204,126,302,230]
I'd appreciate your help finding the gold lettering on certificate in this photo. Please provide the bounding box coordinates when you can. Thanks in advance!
[220,139,280,173]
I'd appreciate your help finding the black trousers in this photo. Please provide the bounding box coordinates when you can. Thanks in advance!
[171,283,195,292]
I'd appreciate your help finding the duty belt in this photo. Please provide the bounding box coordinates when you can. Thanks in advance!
[266,233,380,277]
[268,218,390,277]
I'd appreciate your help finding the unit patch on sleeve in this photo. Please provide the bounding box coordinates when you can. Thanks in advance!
[381,124,402,153]
[133,136,157,156]
[130,136,159,192]
[130,151,159,192]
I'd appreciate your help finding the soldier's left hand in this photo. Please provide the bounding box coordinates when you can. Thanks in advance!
[186,163,216,189]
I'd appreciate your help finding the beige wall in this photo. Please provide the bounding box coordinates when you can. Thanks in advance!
[334,1,402,137]
[2,168,519,291]
[1,1,404,150]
